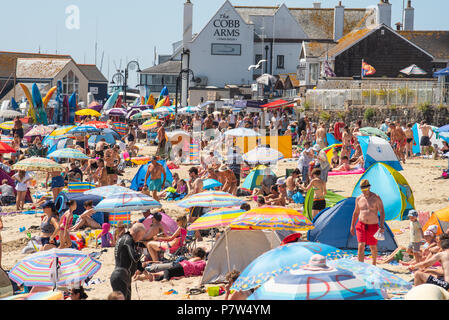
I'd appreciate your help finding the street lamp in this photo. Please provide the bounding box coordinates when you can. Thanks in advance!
[175,68,199,126]
[110,60,141,106]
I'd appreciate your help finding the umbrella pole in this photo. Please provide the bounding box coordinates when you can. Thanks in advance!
[225,227,231,273]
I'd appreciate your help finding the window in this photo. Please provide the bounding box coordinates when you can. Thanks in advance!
[277,55,285,69]
[297,62,306,80]
[62,70,79,99]
[310,63,319,83]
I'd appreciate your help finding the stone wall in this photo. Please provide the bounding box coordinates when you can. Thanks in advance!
[306,104,449,127]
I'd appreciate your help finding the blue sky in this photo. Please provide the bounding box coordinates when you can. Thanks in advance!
[2,0,447,87]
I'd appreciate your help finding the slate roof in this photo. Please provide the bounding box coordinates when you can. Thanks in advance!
[140,60,181,74]
[398,31,449,61]
[15,58,71,79]
[77,64,108,82]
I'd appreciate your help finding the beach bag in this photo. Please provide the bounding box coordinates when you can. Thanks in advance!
[292,191,305,204]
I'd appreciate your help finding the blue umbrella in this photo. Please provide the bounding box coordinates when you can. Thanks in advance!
[66,125,101,136]
[94,192,162,213]
[433,67,449,77]
[437,124,449,133]
[84,186,134,197]
[47,148,90,160]
[231,242,352,291]
[248,268,383,300]
[202,179,222,190]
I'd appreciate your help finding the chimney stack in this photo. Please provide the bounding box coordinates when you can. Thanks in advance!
[333,1,345,42]
[376,0,392,27]
[183,0,193,50]
[313,2,321,9]
[403,0,414,31]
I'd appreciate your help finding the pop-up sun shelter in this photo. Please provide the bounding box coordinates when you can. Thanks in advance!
[423,206,449,235]
[352,162,415,221]
[201,229,293,284]
[307,197,397,252]
[241,165,277,191]
[55,192,105,225]
[303,188,346,222]
[357,135,403,171]
[130,160,173,191]
[412,123,446,155]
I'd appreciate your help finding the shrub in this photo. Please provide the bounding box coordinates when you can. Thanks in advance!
[320,111,331,122]
[364,107,376,121]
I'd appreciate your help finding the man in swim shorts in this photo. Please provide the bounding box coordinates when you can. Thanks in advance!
[350,179,385,265]
[419,121,434,156]
[144,157,166,202]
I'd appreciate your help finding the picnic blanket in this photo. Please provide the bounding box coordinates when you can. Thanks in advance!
[328,168,365,176]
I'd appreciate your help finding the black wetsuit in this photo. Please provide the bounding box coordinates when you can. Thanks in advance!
[110,232,144,300]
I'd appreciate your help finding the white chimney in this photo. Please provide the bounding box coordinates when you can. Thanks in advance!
[403,0,414,31]
[183,0,193,49]
[313,2,321,9]
[376,0,392,27]
[334,1,345,42]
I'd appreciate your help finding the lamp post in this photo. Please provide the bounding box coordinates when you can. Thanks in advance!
[110,60,141,106]
[110,72,125,96]
[175,68,198,126]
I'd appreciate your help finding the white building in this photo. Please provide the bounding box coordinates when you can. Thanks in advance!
[141,1,390,89]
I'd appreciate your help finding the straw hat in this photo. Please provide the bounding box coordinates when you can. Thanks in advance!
[219,164,230,172]
[301,254,333,271]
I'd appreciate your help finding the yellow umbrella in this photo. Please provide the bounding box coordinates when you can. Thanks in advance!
[140,119,158,131]
[49,125,76,136]
[75,109,101,117]
[0,121,14,130]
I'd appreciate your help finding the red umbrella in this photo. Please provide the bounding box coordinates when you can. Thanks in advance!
[261,99,294,109]
[0,141,16,153]
[84,121,108,129]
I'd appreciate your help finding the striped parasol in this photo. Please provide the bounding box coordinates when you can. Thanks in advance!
[47,148,90,159]
[94,191,162,212]
[0,135,13,145]
[83,121,109,129]
[8,248,101,287]
[2,291,63,300]
[0,121,14,130]
[224,128,261,137]
[12,157,64,172]
[66,125,101,136]
[187,207,245,231]
[229,206,314,232]
[84,185,135,197]
[177,190,246,208]
[140,119,158,131]
[25,125,54,137]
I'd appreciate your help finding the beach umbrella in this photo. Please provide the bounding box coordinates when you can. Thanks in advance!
[0,109,23,119]
[105,108,127,117]
[140,119,158,131]
[94,192,162,212]
[25,125,55,137]
[166,130,191,143]
[8,248,101,288]
[231,242,351,291]
[327,258,412,290]
[12,157,64,172]
[84,185,134,197]
[177,190,246,208]
[223,128,260,137]
[242,147,284,164]
[152,106,175,116]
[2,291,63,300]
[47,148,89,160]
[359,127,389,140]
[0,121,14,130]
[142,212,178,236]
[0,141,16,154]
[49,125,76,137]
[178,106,201,114]
[202,178,222,190]
[434,67,449,77]
[75,109,101,117]
[229,206,314,232]
[248,268,383,300]
[65,125,101,136]
[83,121,108,129]
[400,64,427,76]
[187,207,245,231]
[256,73,277,86]
[437,124,449,133]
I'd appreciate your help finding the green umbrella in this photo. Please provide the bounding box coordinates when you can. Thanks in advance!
[359,127,389,140]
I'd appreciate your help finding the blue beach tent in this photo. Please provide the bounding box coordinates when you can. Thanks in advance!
[352,162,415,221]
[357,135,403,171]
[307,197,397,253]
[130,160,173,191]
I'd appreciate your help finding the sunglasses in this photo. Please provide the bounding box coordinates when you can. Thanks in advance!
[361,186,371,190]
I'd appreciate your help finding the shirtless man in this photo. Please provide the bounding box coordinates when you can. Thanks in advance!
[285,169,300,202]
[104,145,121,185]
[187,167,205,240]
[315,122,327,149]
[94,159,108,186]
[156,121,167,159]
[340,126,352,162]
[394,122,406,163]
[409,233,449,291]
[46,170,65,200]
[218,165,237,195]
[144,157,166,202]
[302,168,327,219]
[95,138,108,158]
[419,121,434,156]
[332,156,351,172]
[350,179,385,265]
[404,123,414,159]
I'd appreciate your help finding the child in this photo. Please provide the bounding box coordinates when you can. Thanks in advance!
[59,200,77,249]
[96,223,114,248]
[407,210,424,263]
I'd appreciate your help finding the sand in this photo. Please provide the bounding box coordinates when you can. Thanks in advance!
[1,142,448,300]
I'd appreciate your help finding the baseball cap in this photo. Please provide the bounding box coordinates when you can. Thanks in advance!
[408,209,418,218]
[41,200,55,210]
[360,179,371,188]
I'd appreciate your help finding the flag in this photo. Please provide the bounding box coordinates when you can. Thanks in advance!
[113,95,123,109]
[162,96,171,107]
[362,61,376,76]
[324,60,336,77]
[146,94,155,106]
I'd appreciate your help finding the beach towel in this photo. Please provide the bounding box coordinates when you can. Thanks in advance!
[68,182,96,193]
[109,212,131,226]
[328,168,365,176]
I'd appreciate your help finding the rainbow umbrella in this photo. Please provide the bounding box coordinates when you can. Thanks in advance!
[0,121,14,130]
[8,248,101,288]
[231,242,352,291]
[2,291,63,300]
[323,143,342,164]
[229,206,314,232]
[75,108,101,117]
[327,258,412,290]
[84,121,108,129]
[187,207,245,231]
[12,157,64,172]
[248,268,383,300]
[140,119,158,131]
[177,190,246,208]
[47,148,90,160]
[94,191,162,212]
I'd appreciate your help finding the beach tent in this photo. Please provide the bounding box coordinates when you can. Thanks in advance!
[412,123,445,155]
[241,165,277,191]
[303,189,346,222]
[0,268,13,299]
[357,135,403,171]
[55,192,105,225]
[352,163,414,221]
[307,197,397,252]
[201,229,293,284]
[326,133,341,146]
[130,160,173,191]
[423,206,449,235]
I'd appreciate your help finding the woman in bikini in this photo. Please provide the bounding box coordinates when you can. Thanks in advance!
[145,215,187,262]
[59,200,77,249]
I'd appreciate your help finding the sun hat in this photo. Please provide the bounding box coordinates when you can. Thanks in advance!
[426,225,438,235]
[424,230,435,237]
[408,209,418,218]
[360,179,371,188]
[301,254,332,271]
[218,164,230,172]
[276,178,286,185]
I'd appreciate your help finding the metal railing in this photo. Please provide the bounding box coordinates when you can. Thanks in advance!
[305,81,449,110]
